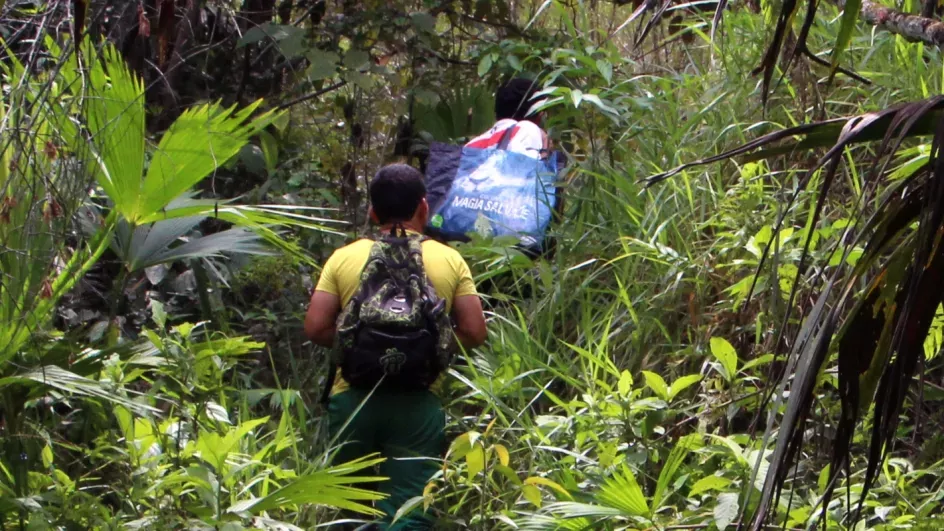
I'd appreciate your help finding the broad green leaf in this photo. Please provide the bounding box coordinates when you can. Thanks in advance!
[746,225,771,258]
[477,54,494,77]
[570,89,583,108]
[741,354,775,372]
[448,431,477,461]
[411,12,436,33]
[114,406,133,441]
[690,475,732,497]
[522,484,542,507]
[506,54,523,71]
[307,49,340,80]
[345,71,374,90]
[746,449,772,492]
[709,337,738,382]
[642,371,669,400]
[818,465,831,491]
[150,299,167,329]
[343,49,370,70]
[238,23,303,50]
[493,444,510,467]
[466,445,485,480]
[390,495,425,526]
[714,492,739,530]
[580,94,619,117]
[617,370,633,398]
[495,464,522,486]
[596,59,613,83]
[668,374,702,400]
[523,477,572,499]
[708,434,747,465]
[195,432,227,471]
[41,445,53,469]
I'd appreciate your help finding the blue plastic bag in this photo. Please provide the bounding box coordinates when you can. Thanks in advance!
[424,142,560,253]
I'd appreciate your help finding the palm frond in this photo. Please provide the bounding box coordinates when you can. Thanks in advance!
[114,215,204,270]
[244,453,388,516]
[139,100,279,222]
[138,199,348,266]
[595,464,650,517]
[116,217,275,271]
[84,43,146,219]
[643,97,944,529]
[0,365,159,416]
[142,227,274,269]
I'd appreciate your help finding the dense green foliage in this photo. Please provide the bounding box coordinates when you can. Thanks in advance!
[3,0,944,529]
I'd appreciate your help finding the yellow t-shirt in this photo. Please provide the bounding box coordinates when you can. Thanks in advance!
[315,232,478,395]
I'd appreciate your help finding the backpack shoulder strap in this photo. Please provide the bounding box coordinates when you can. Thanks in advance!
[406,233,428,275]
[406,234,443,302]
[497,125,517,151]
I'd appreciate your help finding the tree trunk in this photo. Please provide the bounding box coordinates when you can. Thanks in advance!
[154,0,204,130]
[922,0,936,20]
[861,0,944,46]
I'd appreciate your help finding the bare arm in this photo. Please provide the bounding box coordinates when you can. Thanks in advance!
[304,290,341,347]
[451,294,487,349]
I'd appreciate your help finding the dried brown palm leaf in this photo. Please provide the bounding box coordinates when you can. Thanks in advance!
[642,97,944,529]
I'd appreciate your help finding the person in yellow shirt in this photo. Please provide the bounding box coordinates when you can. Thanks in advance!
[304,163,487,530]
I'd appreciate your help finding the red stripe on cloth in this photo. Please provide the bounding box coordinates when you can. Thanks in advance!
[467,125,519,149]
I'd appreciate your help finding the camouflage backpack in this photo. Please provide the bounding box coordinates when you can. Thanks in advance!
[333,226,456,391]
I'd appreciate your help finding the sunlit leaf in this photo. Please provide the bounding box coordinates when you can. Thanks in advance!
[596,464,649,517]
[522,484,543,508]
[524,476,572,499]
[668,374,702,400]
[714,492,739,530]
[690,475,733,497]
[246,454,387,515]
[618,370,633,398]
[141,100,278,222]
[642,371,669,400]
[466,445,485,480]
[493,444,510,467]
[709,337,738,382]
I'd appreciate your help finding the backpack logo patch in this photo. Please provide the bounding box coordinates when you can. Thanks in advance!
[380,348,407,375]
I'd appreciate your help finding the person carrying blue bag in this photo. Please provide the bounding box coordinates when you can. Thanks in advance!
[424,78,565,257]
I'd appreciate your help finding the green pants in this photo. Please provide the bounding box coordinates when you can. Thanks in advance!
[327,387,446,530]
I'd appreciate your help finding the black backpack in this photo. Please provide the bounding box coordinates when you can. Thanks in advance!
[330,226,456,393]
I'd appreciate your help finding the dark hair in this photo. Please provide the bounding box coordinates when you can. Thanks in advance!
[369,164,426,224]
[495,77,543,121]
